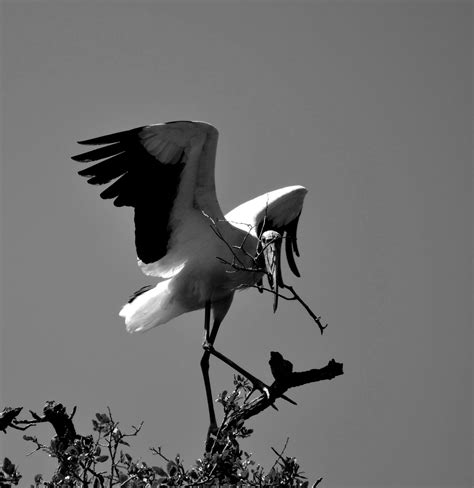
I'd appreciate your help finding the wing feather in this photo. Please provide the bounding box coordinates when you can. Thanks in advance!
[225,185,307,278]
[71,142,125,162]
[284,222,301,277]
[72,121,220,268]
[77,127,142,146]
[77,153,130,184]
[288,213,301,256]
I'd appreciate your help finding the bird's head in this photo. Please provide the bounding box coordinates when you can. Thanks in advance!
[259,230,283,312]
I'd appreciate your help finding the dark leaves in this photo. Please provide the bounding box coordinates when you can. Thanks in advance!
[152,466,167,477]
[4,391,326,487]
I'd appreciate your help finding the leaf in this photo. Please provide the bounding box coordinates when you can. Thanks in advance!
[152,466,167,477]
[118,472,128,482]
[96,455,109,463]
[166,461,177,476]
[2,458,15,475]
[95,412,110,423]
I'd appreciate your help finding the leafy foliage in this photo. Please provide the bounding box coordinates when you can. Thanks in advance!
[1,380,323,487]
[0,457,22,487]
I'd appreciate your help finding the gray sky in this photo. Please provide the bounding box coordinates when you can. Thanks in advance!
[1,1,472,486]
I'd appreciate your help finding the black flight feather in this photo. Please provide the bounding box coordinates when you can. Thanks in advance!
[71,142,125,162]
[257,212,302,279]
[289,213,301,257]
[285,232,300,277]
[73,126,185,264]
[78,153,130,184]
[77,127,143,146]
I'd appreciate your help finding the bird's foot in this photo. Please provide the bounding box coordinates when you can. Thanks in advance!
[202,342,297,406]
[202,343,269,394]
[246,380,297,408]
[248,379,271,399]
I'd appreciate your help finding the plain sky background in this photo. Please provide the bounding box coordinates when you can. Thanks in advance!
[0,1,471,487]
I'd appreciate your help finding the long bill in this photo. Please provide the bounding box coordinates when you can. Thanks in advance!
[262,233,283,312]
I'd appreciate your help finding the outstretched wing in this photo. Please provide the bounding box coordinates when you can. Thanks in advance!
[72,121,222,270]
[225,185,307,277]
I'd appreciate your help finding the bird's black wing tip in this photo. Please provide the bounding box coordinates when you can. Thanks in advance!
[76,126,144,146]
[71,154,86,162]
[285,233,301,278]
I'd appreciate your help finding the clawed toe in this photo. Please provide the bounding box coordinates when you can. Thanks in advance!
[250,379,271,398]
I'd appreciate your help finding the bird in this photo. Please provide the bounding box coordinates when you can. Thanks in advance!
[72,120,307,433]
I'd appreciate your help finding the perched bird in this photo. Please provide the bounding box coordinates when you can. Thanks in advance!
[73,120,307,430]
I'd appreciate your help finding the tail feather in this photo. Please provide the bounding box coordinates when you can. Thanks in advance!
[119,278,185,333]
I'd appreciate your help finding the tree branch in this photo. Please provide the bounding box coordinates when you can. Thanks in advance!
[16,401,77,444]
[216,352,343,446]
[0,407,26,433]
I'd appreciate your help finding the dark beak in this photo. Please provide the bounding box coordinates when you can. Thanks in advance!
[263,236,283,312]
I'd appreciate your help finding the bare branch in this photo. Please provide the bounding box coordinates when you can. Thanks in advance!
[279,284,328,334]
[270,437,290,471]
[217,353,343,439]
[0,407,23,433]
[16,402,78,443]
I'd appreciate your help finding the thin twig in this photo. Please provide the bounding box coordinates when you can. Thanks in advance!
[270,437,290,471]
[248,281,327,334]
[150,446,172,464]
[78,461,106,487]
[280,284,328,334]
[119,474,136,487]
[205,211,328,334]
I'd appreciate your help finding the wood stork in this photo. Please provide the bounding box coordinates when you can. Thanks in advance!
[72,121,307,432]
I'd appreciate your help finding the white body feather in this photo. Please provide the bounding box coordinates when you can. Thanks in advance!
[74,121,307,333]
[120,185,306,333]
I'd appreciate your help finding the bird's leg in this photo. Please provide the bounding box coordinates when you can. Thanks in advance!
[203,345,269,397]
[200,301,220,449]
[203,343,297,407]
[200,298,296,453]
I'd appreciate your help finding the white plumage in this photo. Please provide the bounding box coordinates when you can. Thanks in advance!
[73,120,307,333]
[73,120,307,430]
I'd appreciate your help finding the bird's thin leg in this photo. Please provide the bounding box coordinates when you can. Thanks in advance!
[203,343,297,406]
[200,301,217,434]
[200,297,296,453]
[205,347,268,394]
